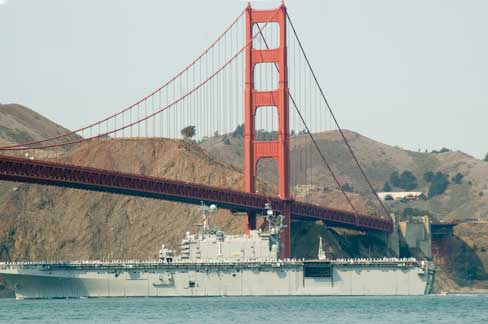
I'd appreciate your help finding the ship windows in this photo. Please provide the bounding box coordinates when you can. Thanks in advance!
[188,281,196,288]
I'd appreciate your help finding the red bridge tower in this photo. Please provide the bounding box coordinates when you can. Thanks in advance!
[244,4,291,258]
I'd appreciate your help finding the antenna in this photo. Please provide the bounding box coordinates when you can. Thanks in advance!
[200,202,218,235]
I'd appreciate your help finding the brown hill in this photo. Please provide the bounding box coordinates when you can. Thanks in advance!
[1,105,487,294]
[0,133,369,262]
[202,130,488,222]
[0,104,81,147]
[0,107,388,264]
[201,130,488,290]
[0,138,253,261]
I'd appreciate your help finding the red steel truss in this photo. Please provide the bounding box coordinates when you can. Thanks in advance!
[0,155,393,236]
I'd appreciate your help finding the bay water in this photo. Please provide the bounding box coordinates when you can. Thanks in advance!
[0,295,487,323]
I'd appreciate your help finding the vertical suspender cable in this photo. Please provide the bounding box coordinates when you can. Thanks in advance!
[256,15,359,215]
[286,12,389,218]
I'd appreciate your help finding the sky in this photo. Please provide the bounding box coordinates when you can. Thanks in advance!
[0,0,487,159]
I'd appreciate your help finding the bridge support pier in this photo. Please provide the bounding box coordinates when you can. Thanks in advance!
[369,214,400,257]
[280,202,292,259]
[246,212,257,234]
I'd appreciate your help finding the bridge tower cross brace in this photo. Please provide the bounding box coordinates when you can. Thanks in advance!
[244,4,291,258]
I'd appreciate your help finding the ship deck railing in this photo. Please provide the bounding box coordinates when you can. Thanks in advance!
[0,257,426,270]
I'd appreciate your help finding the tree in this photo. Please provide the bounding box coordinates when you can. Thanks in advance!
[383,181,392,192]
[341,183,354,193]
[399,171,418,191]
[423,171,435,182]
[181,125,196,139]
[256,130,278,141]
[452,173,464,184]
[484,153,488,162]
[232,124,244,138]
[432,147,451,154]
[390,170,417,190]
[390,171,401,187]
[428,172,449,198]
[439,147,451,153]
[223,137,231,145]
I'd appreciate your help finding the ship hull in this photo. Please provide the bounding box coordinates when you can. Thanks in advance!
[0,261,434,299]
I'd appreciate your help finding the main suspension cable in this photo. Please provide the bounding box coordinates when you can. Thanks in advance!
[0,8,247,150]
[2,10,280,152]
[286,12,390,218]
[255,24,359,216]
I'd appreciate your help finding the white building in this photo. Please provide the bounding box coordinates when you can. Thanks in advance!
[377,192,423,201]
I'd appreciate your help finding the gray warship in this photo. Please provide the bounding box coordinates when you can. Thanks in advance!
[0,204,435,299]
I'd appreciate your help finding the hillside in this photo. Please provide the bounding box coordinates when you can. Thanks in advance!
[201,129,488,290]
[0,103,81,147]
[0,138,252,261]
[201,130,488,222]
[0,131,372,261]
[0,105,487,294]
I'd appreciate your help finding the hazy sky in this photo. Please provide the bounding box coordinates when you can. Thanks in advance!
[0,0,486,158]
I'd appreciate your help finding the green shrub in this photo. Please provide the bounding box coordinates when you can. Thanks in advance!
[423,171,435,182]
[452,173,464,184]
[402,208,430,218]
[400,171,418,190]
[256,130,278,141]
[390,171,401,187]
[428,172,449,198]
[383,181,392,192]
[232,124,244,138]
[390,170,417,190]
[341,183,354,193]
[432,148,451,154]
[181,125,196,139]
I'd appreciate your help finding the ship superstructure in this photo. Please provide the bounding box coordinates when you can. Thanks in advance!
[0,204,435,299]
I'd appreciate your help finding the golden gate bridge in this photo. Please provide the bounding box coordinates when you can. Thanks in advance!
[0,3,392,258]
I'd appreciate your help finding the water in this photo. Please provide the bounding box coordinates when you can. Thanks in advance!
[0,295,487,324]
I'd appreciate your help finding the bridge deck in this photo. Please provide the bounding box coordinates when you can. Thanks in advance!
[0,155,392,232]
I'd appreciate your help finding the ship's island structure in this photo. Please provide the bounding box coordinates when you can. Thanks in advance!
[0,203,435,299]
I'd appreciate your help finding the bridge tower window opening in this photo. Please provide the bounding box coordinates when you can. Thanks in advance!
[255,106,278,141]
[254,63,279,92]
[253,22,280,50]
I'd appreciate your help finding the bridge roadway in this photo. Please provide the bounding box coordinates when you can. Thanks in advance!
[0,155,392,232]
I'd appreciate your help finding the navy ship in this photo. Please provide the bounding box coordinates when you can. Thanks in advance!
[0,204,435,299]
